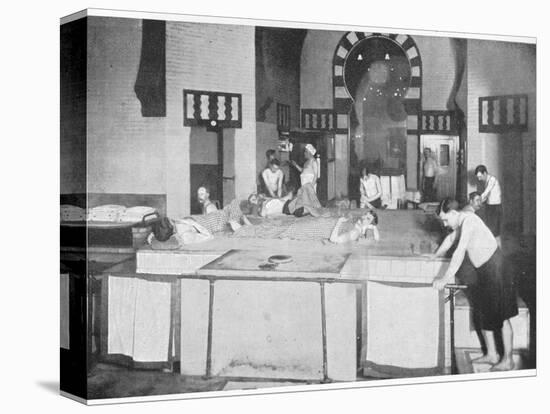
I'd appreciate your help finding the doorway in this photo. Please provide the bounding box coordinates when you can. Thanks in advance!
[343,36,412,202]
[420,135,458,200]
[189,127,235,214]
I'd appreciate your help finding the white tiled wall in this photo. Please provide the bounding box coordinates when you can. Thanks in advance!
[341,256,449,283]
[137,250,223,275]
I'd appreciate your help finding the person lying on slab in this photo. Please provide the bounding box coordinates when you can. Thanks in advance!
[148,199,253,249]
[328,210,380,244]
[248,182,329,218]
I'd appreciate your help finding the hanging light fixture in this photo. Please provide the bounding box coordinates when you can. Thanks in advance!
[384,53,390,60]
[358,54,363,61]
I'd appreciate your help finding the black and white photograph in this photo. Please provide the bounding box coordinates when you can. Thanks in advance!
[2,0,547,412]
[58,7,537,404]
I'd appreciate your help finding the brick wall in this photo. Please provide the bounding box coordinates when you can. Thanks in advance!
[256,28,303,130]
[85,17,256,216]
[466,40,536,234]
[87,17,167,195]
[414,35,456,110]
[300,29,344,109]
[166,21,256,215]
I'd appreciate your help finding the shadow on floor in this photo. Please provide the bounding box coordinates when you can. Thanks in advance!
[87,363,227,400]
[36,381,60,395]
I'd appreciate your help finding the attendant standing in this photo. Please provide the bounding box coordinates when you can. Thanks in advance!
[475,165,503,248]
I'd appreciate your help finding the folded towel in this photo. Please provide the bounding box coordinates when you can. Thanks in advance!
[88,204,127,222]
[119,206,157,222]
[60,204,86,221]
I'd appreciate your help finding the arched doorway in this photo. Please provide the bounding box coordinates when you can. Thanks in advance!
[332,32,422,200]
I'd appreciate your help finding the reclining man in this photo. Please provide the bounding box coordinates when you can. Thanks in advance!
[328,210,380,244]
[248,182,327,218]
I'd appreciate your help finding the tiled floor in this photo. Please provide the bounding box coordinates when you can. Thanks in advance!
[87,363,227,400]
[455,348,528,374]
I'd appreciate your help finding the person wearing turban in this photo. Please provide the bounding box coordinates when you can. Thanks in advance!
[290,143,319,192]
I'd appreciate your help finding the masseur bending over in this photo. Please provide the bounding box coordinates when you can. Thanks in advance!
[430,198,517,371]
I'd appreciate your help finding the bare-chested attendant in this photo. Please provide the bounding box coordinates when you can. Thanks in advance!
[421,148,438,202]
[197,186,217,215]
[431,198,518,371]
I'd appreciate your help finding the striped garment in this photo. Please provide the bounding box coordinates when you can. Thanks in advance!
[232,216,341,241]
[190,199,244,234]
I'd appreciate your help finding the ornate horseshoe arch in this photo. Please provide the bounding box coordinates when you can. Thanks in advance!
[332,32,423,188]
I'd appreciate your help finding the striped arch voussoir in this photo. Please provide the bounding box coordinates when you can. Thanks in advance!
[332,31,422,129]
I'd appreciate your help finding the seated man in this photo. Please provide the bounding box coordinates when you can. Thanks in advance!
[197,186,218,214]
[328,210,380,244]
[359,167,383,209]
[261,158,285,198]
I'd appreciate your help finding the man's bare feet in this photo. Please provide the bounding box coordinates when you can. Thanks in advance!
[471,353,500,365]
[228,220,242,232]
[490,358,515,372]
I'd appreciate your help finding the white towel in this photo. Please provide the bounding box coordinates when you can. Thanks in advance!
[132,278,172,362]
[391,175,406,201]
[60,204,86,221]
[107,276,138,357]
[380,176,391,206]
[380,175,407,209]
[107,276,172,362]
[365,281,441,370]
[89,204,127,222]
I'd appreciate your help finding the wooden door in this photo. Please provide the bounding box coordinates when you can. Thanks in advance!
[420,135,458,200]
[222,129,236,206]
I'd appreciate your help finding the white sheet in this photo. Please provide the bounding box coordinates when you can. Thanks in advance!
[380,175,406,209]
[107,276,172,362]
[365,280,441,369]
